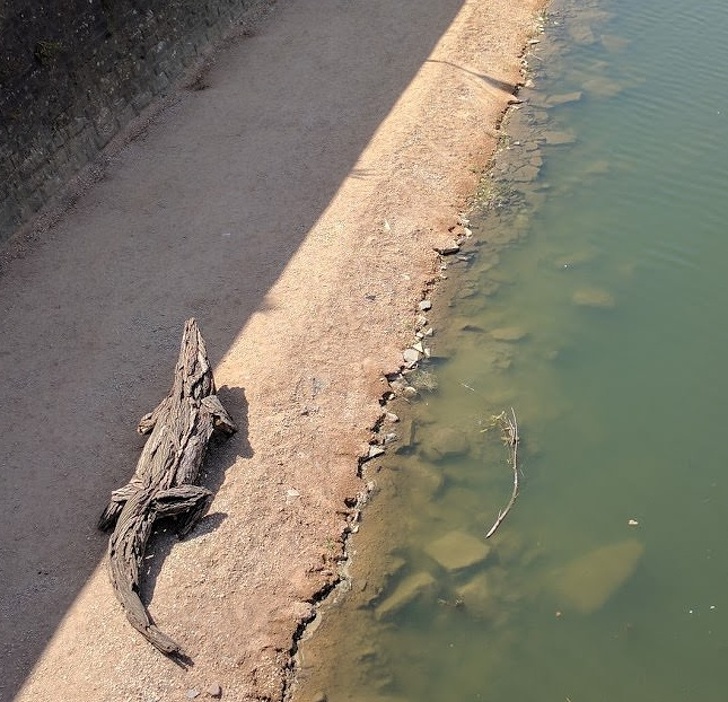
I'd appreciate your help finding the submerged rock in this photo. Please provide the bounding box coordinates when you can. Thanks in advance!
[375,571,436,620]
[511,164,540,183]
[572,287,616,309]
[541,130,577,146]
[456,573,497,620]
[554,247,599,269]
[601,34,630,52]
[546,91,583,106]
[425,531,491,572]
[549,538,644,614]
[419,426,471,462]
[490,326,529,342]
[582,76,623,98]
[405,460,445,501]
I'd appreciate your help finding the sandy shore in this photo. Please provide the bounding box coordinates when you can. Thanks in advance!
[0,0,541,699]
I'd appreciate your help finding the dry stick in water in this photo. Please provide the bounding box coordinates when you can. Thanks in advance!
[485,407,519,539]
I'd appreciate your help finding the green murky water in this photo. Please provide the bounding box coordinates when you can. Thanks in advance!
[296,0,728,699]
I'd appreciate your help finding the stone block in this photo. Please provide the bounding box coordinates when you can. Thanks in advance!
[425,531,491,572]
[375,572,436,620]
[549,538,644,614]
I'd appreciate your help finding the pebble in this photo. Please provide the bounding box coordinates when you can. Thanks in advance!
[403,348,421,366]
[418,300,433,311]
[434,245,461,256]
[206,683,223,698]
[368,445,385,459]
[572,287,616,309]
[490,326,528,342]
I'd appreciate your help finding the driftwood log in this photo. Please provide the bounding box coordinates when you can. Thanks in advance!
[98,318,236,661]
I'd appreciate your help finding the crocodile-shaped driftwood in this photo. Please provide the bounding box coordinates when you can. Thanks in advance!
[98,318,236,661]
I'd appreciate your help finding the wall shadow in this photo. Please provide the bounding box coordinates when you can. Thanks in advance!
[0,0,466,698]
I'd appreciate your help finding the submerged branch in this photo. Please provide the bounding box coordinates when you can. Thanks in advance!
[485,407,519,539]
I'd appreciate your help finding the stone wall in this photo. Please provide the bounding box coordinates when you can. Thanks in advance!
[0,0,266,242]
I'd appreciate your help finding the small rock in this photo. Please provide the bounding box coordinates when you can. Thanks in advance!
[572,287,616,309]
[206,683,223,698]
[511,164,540,183]
[419,300,433,311]
[434,245,461,256]
[549,539,644,614]
[368,445,385,459]
[412,341,424,353]
[385,412,399,423]
[541,130,577,145]
[490,326,528,342]
[402,386,419,399]
[403,348,421,366]
[456,573,496,620]
[375,572,436,620]
[426,531,491,572]
[419,426,470,462]
[582,76,623,98]
[415,314,428,327]
[546,91,583,106]
[187,691,200,700]
[286,488,300,499]
[383,432,398,445]
[628,518,639,527]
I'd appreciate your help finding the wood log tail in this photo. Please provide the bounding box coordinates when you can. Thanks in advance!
[137,620,191,666]
[110,557,191,664]
[125,598,191,665]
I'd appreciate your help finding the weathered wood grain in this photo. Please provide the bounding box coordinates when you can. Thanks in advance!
[99,318,236,661]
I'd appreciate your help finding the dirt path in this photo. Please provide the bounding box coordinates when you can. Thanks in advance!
[0,0,541,699]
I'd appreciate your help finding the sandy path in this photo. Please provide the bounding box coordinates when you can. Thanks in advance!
[0,0,540,699]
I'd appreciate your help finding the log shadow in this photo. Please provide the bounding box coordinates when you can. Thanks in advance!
[426,58,521,94]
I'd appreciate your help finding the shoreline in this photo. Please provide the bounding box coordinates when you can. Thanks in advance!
[0,0,544,700]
